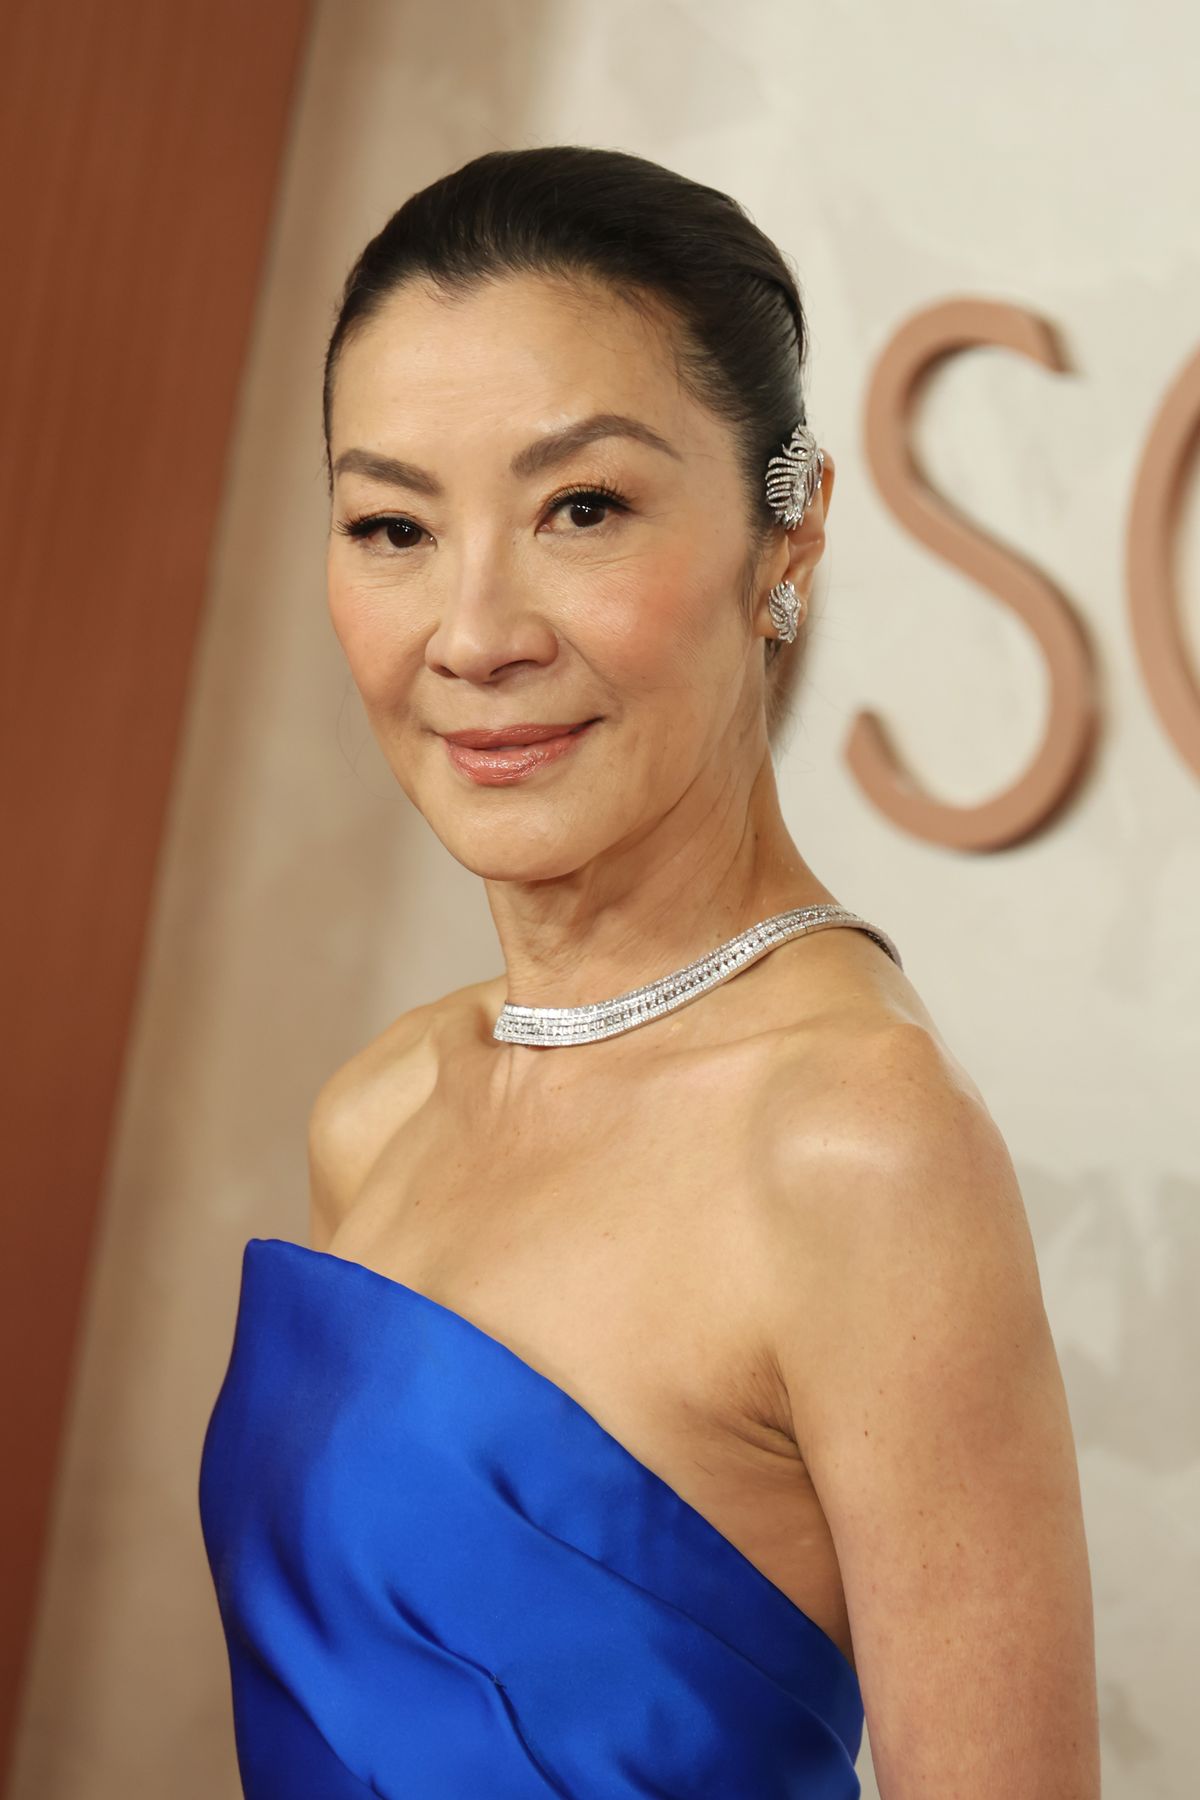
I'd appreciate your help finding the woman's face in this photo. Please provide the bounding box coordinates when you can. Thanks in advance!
[326,271,782,882]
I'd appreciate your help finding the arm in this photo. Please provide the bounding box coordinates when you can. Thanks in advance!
[762,1024,1100,1799]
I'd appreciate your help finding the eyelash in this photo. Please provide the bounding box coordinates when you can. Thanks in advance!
[333,481,630,553]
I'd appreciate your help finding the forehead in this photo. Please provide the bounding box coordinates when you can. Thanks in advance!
[329,271,705,447]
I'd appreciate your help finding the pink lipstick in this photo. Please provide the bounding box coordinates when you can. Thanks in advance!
[441,719,599,786]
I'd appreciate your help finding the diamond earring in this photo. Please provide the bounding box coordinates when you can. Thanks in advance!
[767,580,805,644]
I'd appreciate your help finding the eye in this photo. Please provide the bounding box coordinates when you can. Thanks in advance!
[332,480,631,557]
[333,513,427,554]
[543,482,630,532]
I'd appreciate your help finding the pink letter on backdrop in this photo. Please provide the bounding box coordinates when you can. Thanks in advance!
[855,297,1099,850]
[1127,340,1200,778]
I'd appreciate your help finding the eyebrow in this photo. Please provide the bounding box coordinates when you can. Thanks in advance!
[332,411,682,496]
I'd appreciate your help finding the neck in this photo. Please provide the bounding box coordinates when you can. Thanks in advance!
[485,746,835,1016]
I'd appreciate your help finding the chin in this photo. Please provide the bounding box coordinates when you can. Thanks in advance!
[434,814,600,884]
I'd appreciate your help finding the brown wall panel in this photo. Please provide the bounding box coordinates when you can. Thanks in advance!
[0,0,313,1779]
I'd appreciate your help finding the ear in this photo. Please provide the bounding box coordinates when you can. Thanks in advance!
[754,449,835,644]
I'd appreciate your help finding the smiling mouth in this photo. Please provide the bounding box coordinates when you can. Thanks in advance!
[441,718,600,783]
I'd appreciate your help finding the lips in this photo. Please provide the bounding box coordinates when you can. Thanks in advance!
[440,720,595,749]
[441,717,599,785]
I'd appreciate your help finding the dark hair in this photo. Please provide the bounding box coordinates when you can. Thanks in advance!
[322,145,818,747]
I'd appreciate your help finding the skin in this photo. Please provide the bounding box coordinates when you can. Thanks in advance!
[316,270,1100,1797]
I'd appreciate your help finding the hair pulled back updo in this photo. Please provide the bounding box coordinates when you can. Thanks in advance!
[322,145,818,749]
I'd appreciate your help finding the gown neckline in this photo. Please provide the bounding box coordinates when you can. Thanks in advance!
[249,1234,859,1689]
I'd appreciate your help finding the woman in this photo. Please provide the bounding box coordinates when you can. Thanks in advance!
[200,146,1100,1798]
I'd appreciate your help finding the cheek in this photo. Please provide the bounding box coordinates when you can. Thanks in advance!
[326,572,421,713]
[581,545,735,697]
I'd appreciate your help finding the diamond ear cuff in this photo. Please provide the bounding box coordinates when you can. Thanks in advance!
[765,421,824,529]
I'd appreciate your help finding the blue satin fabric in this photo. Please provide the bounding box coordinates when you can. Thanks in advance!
[199,1238,864,1797]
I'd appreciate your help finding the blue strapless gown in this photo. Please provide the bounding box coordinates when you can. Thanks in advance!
[199,1237,864,1797]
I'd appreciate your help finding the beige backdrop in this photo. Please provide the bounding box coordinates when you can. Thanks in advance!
[11,1,1199,1795]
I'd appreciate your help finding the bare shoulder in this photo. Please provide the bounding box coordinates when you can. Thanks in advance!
[752,1016,1100,1796]
[306,975,498,1250]
[755,1013,1037,1386]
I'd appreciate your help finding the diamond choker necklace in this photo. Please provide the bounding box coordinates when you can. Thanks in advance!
[492,903,903,1047]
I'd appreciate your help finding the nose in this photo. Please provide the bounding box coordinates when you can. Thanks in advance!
[424,546,560,684]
